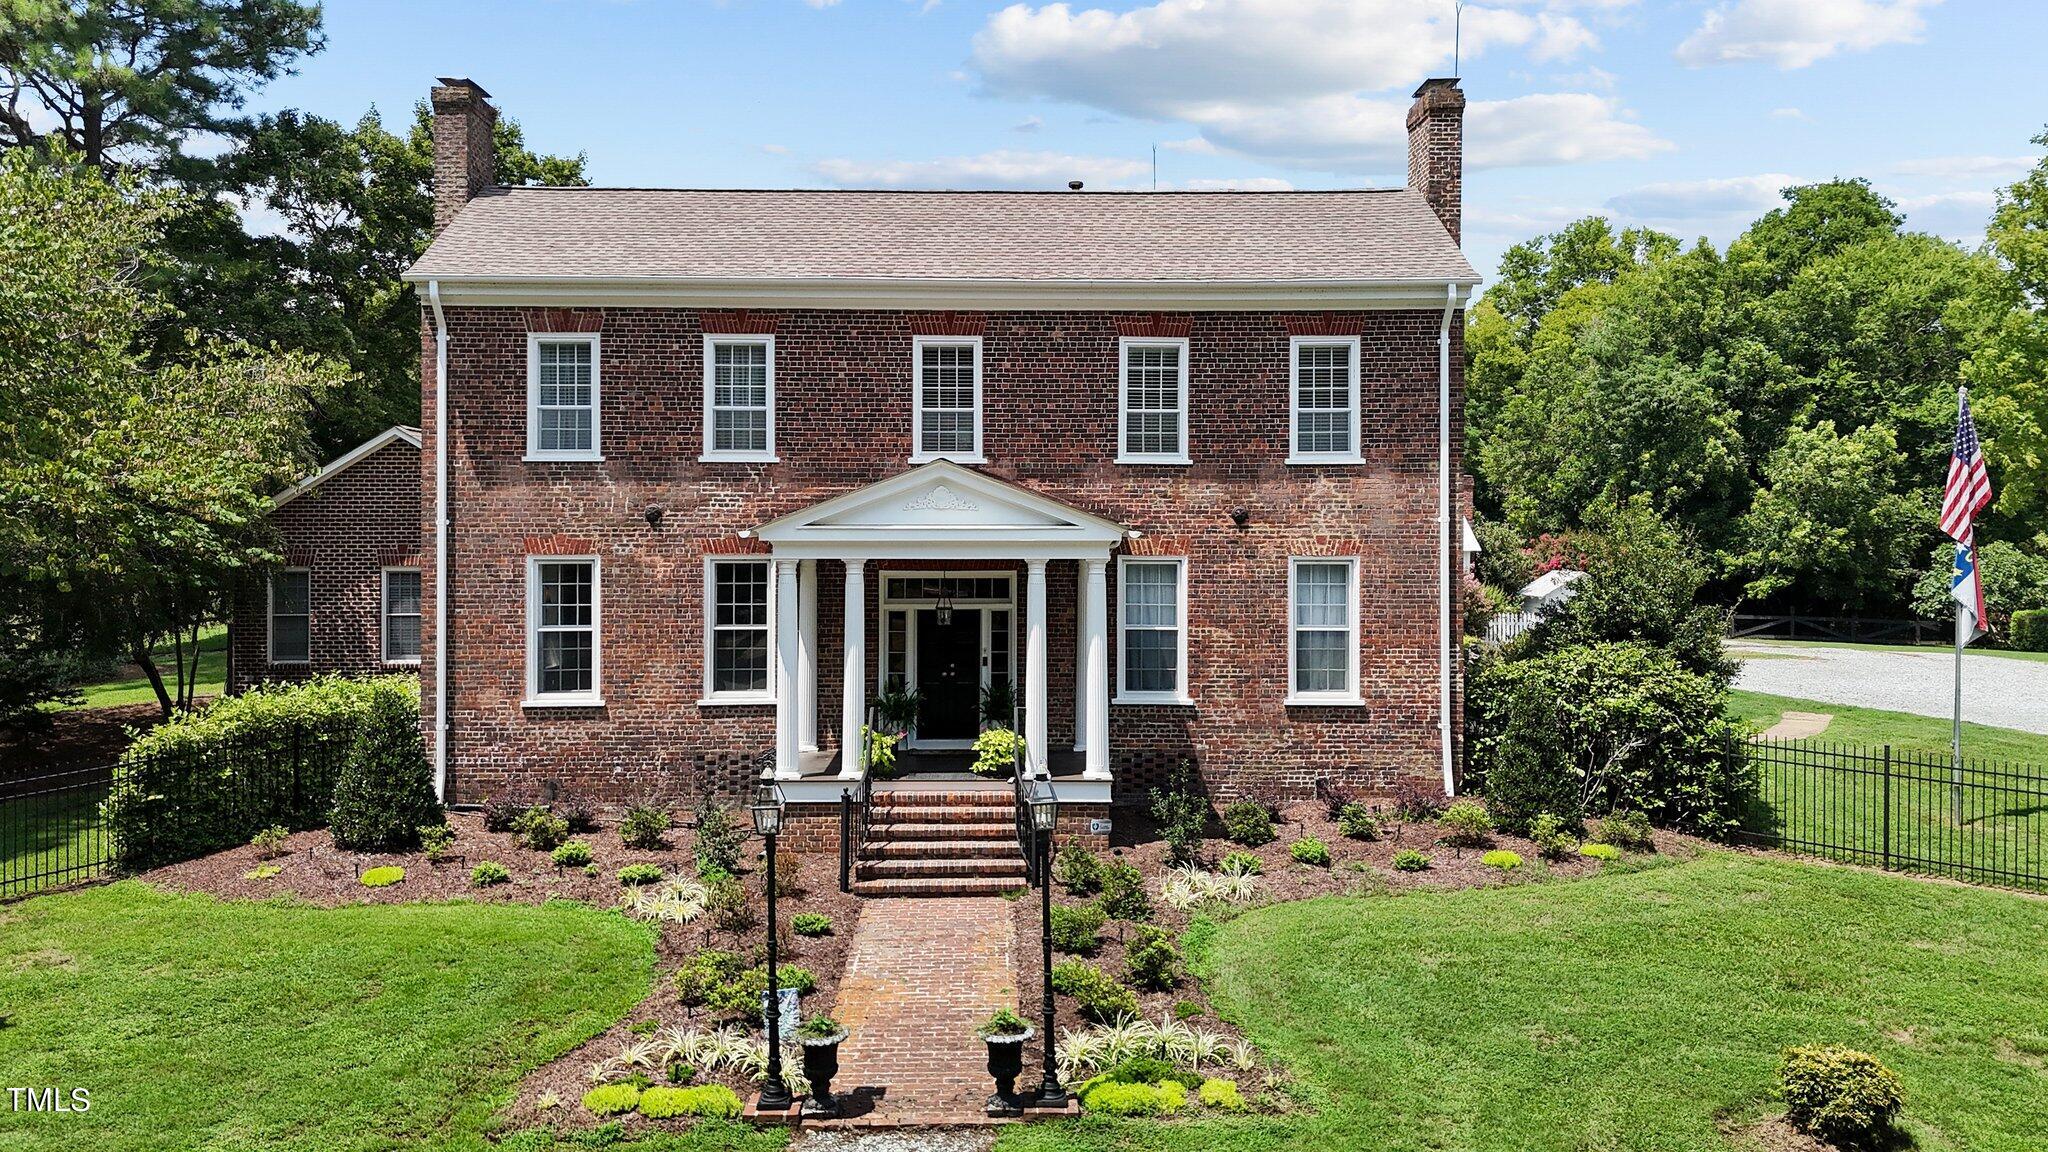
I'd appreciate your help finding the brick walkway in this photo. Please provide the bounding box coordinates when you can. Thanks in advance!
[828,897,1018,1126]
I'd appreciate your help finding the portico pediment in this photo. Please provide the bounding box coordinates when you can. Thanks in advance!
[751,461,1127,559]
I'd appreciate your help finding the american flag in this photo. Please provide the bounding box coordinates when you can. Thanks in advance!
[1941,392,1994,629]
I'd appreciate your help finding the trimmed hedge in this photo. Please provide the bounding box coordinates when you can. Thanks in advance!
[2011,608,2048,652]
[105,675,418,871]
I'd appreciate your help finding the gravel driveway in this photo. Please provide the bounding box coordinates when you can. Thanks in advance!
[1730,643,2048,734]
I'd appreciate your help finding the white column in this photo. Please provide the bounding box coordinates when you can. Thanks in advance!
[797,559,818,752]
[1073,561,1088,752]
[840,558,866,779]
[1025,559,1049,778]
[774,557,801,780]
[1084,557,1110,780]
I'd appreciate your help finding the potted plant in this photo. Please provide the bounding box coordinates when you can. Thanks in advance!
[970,727,1027,778]
[977,1006,1036,1116]
[874,686,922,734]
[978,679,1018,730]
[795,1014,848,1117]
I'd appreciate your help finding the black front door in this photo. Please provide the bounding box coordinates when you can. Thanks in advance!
[915,609,981,741]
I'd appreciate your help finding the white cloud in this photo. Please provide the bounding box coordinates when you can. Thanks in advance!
[1604,173,1801,222]
[1470,93,1671,168]
[1888,155,2034,181]
[1676,0,1938,70]
[759,143,791,155]
[1531,12,1601,61]
[1549,64,1619,91]
[810,149,1150,190]
[1178,176,1296,191]
[804,0,842,8]
[1769,106,1810,121]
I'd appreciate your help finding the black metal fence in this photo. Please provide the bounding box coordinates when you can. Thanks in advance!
[1736,737,2046,893]
[1728,613,1953,645]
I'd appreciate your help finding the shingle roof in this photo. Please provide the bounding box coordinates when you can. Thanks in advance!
[404,187,1477,285]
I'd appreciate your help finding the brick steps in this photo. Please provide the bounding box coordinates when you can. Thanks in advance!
[850,875,1027,898]
[855,787,1029,897]
[866,838,1022,860]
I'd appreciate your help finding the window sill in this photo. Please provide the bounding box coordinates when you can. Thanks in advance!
[697,694,778,707]
[383,658,422,667]
[908,452,987,466]
[267,659,310,667]
[1113,693,1194,707]
[524,452,605,464]
[1114,455,1191,466]
[522,695,606,709]
[1285,454,1364,466]
[1284,694,1364,707]
[699,452,779,464]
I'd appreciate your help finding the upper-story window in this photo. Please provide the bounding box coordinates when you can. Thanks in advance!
[1288,335,1362,465]
[527,333,601,461]
[268,568,310,664]
[1287,557,1360,704]
[526,556,602,706]
[910,336,984,464]
[1118,337,1190,465]
[702,335,776,462]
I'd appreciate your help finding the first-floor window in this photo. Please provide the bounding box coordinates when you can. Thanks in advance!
[529,558,599,702]
[1289,558,1358,702]
[268,568,310,664]
[1118,558,1188,701]
[705,559,772,701]
[382,568,421,664]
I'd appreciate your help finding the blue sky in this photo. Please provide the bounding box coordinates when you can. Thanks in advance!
[251,0,2046,284]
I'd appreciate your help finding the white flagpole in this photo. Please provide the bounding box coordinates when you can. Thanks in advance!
[1951,384,1967,824]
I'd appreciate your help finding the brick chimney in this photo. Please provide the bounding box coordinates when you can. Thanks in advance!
[431,77,498,235]
[1406,77,1465,245]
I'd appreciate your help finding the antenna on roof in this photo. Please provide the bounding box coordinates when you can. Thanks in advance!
[1152,144,1158,191]
[1453,0,1466,77]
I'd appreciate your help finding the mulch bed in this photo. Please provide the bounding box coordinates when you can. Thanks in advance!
[0,703,161,780]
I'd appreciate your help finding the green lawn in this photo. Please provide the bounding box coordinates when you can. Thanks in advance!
[1736,637,2048,664]
[64,623,228,710]
[0,779,112,898]
[0,883,773,1152]
[998,853,2048,1152]
[1729,689,2048,763]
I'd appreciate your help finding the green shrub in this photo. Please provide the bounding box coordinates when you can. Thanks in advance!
[1529,812,1577,861]
[1100,1055,1181,1085]
[1470,641,1754,837]
[1050,903,1106,954]
[359,865,405,887]
[1579,842,1622,862]
[1150,765,1208,866]
[1218,850,1262,877]
[1481,849,1522,871]
[106,675,413,871]
[1219,800,1275,846]
[693,799,746,877]
[673,949,746,1007]
[1123,926,1182,991]
[979,1007,1033,1038]
[481,796,523,833]
[243,864,282,880]
[1392,849,1431,872]
[581,1083,641,1116]
[636,1084,743,1119]
[469,860,510,887]
[418,823,454,862]
[1052,960,1141,1023]
[2012,608,2048,652]
[1097,860,1152,922]
[1780,1045,1904,1146]
[970,726,1027,777]
[707,874,756,934]
[551,840,593,867]
[1054,842,1105,894]
[1079,1077,1186,1116]
[1198,1078,1246,1112]
[250,825,290,858]
[328,683,443,853]
[618,863,664,887]
[706,965,817,1020]
[792,912,833,937]
[1288,838,1331,867]
[1438,800,1493,848]
[1174,1000,1204,1021]
[511,805,569,852]
[1591,809,1656,851]
[619,803,671,850]
[1336,803,1381,840]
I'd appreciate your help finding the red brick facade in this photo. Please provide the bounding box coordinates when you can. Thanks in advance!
[420,307,1466,808]
[228,435,422,693]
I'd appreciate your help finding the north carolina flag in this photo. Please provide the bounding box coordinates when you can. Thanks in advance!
[1941,392,1994,638]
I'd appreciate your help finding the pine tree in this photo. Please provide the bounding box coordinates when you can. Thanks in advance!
[329,682,441,852]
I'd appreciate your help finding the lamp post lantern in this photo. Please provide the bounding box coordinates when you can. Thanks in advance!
[1028,779,1067,1107]
[750,782,794,1113]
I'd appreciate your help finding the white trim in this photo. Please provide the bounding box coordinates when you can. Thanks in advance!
[909,335,985,465]
[700,333,778,463]
[272,426,421,508]
[380,566,422,666]
[1286,334,1364,466]
[1116,336,1191,465]
[428,281,448,800]
[752,460,1127,560]
[524,555,604,708]
[266,568,311,665]
[1114,556,1192,705]
[1285,556,1362,706]
[700,556,778,706]
[525,332,603,462]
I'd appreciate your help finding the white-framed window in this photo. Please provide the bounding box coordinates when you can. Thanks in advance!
[910,335,985,464]
[525,556,602,706]
[701,558,775,704]
[1287,557,1360,704]
[701,335,776,462]
[1116,556,1190,704]
[267,568,310,665]
[1117,337,1191,464]
[1288,335,1362,464]
[526,333,602,461]
[381,568,422,665]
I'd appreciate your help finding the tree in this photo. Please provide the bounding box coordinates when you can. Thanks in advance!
[1965,128,2048,532]
[1487,217,1678,338]
[1735,422,1934,611]
[1527,498,1734,681]
[1731,179,1904,292]
[1910,539,2048,632]
[0,0,323,174]
[330,680,441,852]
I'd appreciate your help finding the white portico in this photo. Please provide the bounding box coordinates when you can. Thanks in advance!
[751,462,1126,798]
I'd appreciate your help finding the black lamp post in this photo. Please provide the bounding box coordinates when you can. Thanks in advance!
[751,782,794,1113]
[1028,779,1067,1107]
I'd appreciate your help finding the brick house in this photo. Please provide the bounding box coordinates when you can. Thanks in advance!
[400,77,1477,882]
[227,426,423,694]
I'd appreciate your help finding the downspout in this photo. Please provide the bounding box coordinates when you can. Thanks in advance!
[428,280,451,801]
[1438,282,1460,796]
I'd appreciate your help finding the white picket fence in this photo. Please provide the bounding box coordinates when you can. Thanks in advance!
[1484,610,1541,647]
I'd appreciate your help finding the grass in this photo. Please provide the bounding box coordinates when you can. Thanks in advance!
[1729,689,2048,763]
[0,882,764,1152]
[1735,637,2048,664]
[64,623,228,710]
[997,853,2048,1152]
[0,779,113,898]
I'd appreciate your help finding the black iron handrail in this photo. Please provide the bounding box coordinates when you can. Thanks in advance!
[1010,702,1037,886]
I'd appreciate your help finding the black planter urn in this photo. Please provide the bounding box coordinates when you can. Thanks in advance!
[982,1026,1035,1116]
[800,1030,847,1117]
